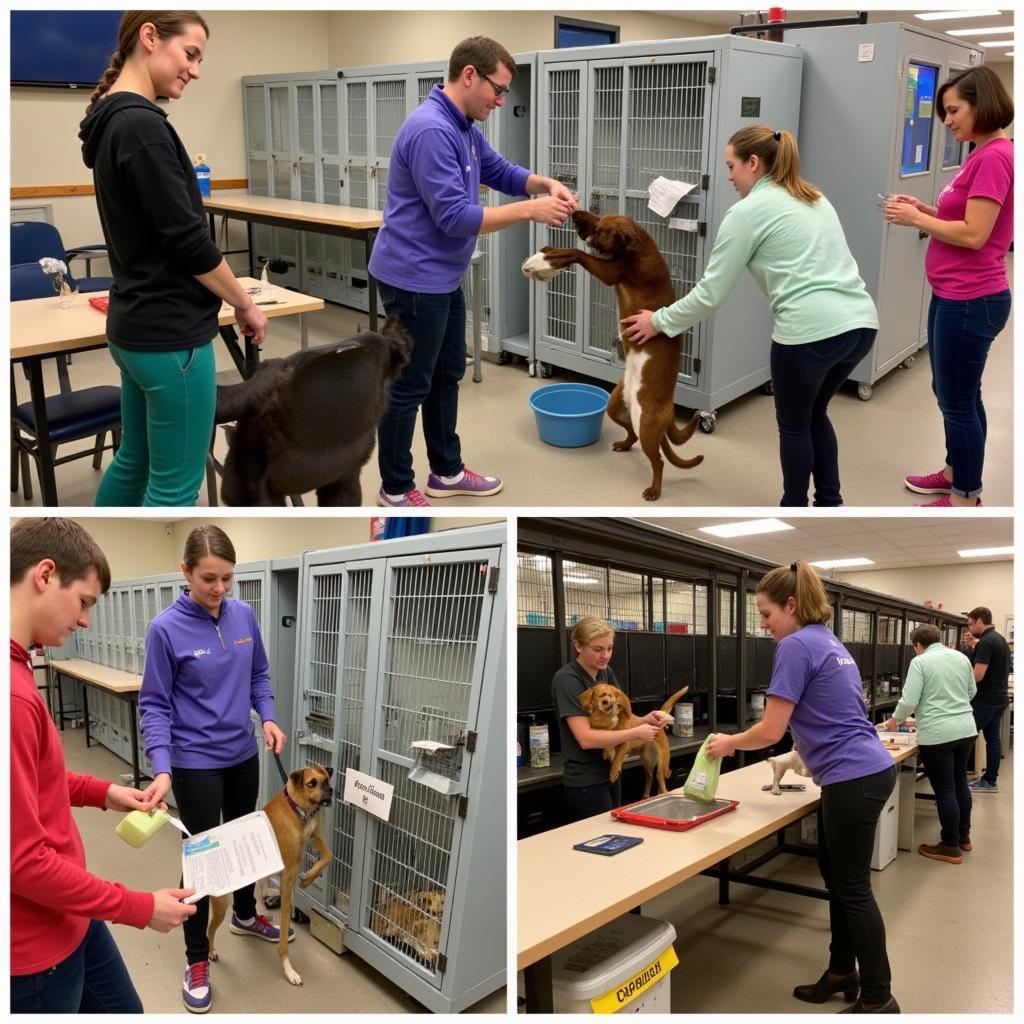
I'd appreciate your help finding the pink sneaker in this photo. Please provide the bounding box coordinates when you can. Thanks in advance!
[917,495,983,508]
[376,487,431,507]
[905,470,952,495]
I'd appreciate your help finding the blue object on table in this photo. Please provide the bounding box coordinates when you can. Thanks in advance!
[381,517,430,540]
[528,382,609,448]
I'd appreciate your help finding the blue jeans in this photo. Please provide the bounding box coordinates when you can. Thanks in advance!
[927,290,1011,498]
[563,779,622,823]
[817,764,896,1005]
[770,328,877,506]
[10,919,143,1013]
[972,702,1006,783]
[376,283,467,494]
[96,340,217,507]
[918,735,974,847]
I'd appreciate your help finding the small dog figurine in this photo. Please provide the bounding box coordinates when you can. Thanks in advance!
[580,683,689,797]
[208,765,333,986]
[767,748,812,795]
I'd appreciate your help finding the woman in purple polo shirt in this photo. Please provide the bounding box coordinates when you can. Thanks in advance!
[707,561,897,1014]
[137,524,286,1012]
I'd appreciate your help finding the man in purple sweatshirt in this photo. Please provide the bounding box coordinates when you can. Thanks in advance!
[369,35,577,507]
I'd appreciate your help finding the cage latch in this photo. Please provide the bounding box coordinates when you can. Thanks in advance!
[487,566,501,593]
[457,796,469,818]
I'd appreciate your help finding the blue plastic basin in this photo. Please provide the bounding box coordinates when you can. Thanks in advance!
[528,383,610,448]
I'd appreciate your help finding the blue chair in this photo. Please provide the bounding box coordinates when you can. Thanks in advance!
[10,262,122,502]
[11,220,112,293]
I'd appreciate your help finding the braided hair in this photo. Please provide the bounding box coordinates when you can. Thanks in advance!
[85,10,209,114]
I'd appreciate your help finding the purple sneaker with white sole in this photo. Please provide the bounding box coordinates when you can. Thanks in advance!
[182,960,211,1013]
[425,467,503,498]
[229,912,294,942]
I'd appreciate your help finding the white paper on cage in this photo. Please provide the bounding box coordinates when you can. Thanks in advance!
[181,810,283,899]
[648,176,698,217]
[344,767,395,821]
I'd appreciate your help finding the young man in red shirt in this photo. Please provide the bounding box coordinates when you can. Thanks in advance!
[10,517,196,1013]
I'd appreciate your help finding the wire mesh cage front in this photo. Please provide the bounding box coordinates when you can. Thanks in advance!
[517,552,555,627]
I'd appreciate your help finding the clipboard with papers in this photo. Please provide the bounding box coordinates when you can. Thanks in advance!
[181,810,284,904]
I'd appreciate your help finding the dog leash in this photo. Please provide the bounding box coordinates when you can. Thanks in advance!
[273,749,288,785]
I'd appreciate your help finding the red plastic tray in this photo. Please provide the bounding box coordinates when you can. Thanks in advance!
[611,794,740,831]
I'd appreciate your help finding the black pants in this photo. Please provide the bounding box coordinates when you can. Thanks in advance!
[172,755,261,965]
[770,327,877,506]
[817,764,897,1004]
[918,736,974,847]
[563,779,622,823]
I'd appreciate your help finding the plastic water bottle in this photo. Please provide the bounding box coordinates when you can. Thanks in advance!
[193,153,211,198]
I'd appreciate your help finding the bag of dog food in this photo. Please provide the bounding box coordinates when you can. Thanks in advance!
[682,735,722,802]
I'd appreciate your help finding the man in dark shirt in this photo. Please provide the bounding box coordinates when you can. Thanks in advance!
[966,606,1011,792]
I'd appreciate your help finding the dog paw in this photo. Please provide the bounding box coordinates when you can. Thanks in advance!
[209,948,219,962]
[521,252,562,281]
[609,767,621,782]
[642,486,661,501]
[299,873,311,888]
[611,440,634,451]
[284,963,303,986]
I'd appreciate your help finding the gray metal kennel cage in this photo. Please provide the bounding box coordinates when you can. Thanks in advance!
[290,525,507,1013]
[531,34,803,432]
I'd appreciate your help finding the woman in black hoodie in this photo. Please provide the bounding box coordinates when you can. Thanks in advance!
[79,11,266,507]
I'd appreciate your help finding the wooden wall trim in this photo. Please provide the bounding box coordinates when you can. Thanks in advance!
[11,178,248,200]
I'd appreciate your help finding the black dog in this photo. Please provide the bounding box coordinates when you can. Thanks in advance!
[214,317,411,506]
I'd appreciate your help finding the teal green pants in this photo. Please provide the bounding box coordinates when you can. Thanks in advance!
[95,341,216,507]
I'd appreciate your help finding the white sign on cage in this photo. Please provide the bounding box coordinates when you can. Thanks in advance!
[344,768,395,821]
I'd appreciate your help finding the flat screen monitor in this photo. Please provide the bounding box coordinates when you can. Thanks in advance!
[12,11,124,89]
[901,61,938,176]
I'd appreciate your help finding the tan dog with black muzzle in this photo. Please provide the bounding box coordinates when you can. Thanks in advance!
[208,765,334,986]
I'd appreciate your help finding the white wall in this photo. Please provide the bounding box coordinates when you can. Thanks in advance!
[837,561,1013,636]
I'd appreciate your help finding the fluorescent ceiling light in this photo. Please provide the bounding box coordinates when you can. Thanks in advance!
[562,573,599,585]
[1007,50,1016,56]
[698,518,793,538]
[946,25,1014,36]
[957,546,1014,558]
[809,557,875,569]
[980,39,1015,46]
[915,10,1002,20]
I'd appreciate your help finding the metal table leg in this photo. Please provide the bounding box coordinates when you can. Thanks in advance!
[82,682,92,749]
[27,358,59,506]
[471,251,483,383]
[523,956,554,1013]
[128,697,141,789]
[365,228,379,332]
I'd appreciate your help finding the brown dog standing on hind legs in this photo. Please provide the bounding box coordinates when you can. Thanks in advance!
[522,210,703,501]
[208,765,333,986]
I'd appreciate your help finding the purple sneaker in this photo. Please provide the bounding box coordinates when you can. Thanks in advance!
[905,470,952,495]
[182,960,211,1014]
[425,467,503,498]
[376,486,431,507]
[229,912,295,943]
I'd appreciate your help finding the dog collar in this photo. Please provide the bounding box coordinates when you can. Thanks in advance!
[284,790,312,821]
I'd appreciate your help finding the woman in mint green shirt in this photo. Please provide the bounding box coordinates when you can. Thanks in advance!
[883,623,977,863]
[622,125,878,507]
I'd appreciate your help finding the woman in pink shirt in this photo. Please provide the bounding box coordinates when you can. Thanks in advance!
[885,67,1013,507]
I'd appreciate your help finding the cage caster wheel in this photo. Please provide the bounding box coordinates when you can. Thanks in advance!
[538,362,553,379]
[498,350,512,365]
[901,355,916,369]
[857,384,873,401]
[699,413,717,434]
[760,381,775,396]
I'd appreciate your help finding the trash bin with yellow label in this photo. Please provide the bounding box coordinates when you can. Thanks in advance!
[519,914,677,1013]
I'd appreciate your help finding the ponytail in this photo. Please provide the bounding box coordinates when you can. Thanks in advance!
[757,559,832,626]
[84,10,210,115]
[729,124,821,205]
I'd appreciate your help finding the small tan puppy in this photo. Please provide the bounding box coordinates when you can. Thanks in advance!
[767,748,812,795]
[208,765,333,986]
[369,888,446,967]
[580,683,689,796]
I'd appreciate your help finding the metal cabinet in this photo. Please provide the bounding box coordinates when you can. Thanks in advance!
[290,525,506,1012]
[531,35,803,430]
[796,22,984,399]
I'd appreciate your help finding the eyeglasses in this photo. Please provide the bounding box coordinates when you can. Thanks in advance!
[475,67,510,99]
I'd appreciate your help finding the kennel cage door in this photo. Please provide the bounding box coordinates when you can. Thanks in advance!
[355,546,501,982]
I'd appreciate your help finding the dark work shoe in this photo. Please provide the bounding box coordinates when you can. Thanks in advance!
[959,837,973,852]
[794,970,860,1004]
[918,842,962,864]
[839,995,901,1013]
